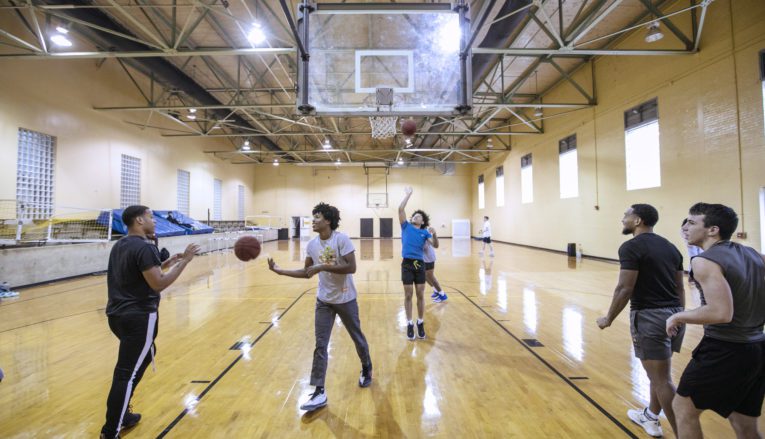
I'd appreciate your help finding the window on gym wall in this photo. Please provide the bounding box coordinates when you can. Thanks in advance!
[495,166,505,207]
[559,134,579,199]
[120,154,141,208]
[177,169,190,215]
[760,50,764,135]
[624,98,661,190]
[16,128,55,220]
[478,174,485,209]
[213,178,222,220]
[521,153,533,204]
[237,185,245,221]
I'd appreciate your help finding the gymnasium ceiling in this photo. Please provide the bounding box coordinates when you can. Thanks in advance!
[0,0,714,166]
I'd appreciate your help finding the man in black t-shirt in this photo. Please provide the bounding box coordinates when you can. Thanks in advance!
[101,206,199,439]
[597,204,685,438]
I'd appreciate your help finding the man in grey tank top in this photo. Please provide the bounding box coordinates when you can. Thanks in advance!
[667,203,765,438]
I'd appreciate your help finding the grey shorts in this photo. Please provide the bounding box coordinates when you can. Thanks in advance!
[630,307,685,360]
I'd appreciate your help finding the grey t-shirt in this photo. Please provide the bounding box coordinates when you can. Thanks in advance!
[423,240,436,263]
[696,241,765,343]
[306,231,357,304]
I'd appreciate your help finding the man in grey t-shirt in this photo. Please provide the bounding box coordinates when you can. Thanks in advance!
[667,203,765,439]
[268,202,372,412]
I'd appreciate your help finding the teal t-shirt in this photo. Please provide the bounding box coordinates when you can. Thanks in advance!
[401,222,431,260]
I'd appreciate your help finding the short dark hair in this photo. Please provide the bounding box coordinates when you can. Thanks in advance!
[122,205,150,227]
[630,203,658,227]
[413,209,430,229]
[312,202,340,230]
[689,202,738,240]
[681,218,688,227]
[484,216,489,220]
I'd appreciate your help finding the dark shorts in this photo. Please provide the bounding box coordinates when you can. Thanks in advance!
[630,307,685,360]
[482,237,492,244]
[401,258,426,285]
[424,262,435,271]
[677,337,765,418]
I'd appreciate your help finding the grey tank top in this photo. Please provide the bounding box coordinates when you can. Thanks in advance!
[696,241,765,343]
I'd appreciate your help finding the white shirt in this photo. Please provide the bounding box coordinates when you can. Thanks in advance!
[482,221,492,238]
[305,231,357,304]
[423,240,436,263]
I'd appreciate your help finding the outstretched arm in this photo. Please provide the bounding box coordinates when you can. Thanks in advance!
[399,186,413,225]
[268,256,313,278]
[143,243,200,293]
[596,269,638,329]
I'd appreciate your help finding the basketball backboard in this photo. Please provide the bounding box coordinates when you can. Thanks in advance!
[296,3,471,117]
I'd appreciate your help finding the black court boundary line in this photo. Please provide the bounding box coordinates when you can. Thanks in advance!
[156,287,312,438]
[450,286,637,438]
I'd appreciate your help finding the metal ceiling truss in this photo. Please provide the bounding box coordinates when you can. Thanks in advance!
[0,0,715,165]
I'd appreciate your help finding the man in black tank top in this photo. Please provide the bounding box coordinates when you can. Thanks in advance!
[667,203,765,438]
[597,204,685,438]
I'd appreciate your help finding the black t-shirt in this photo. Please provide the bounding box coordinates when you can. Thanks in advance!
[106,235,162,316]
[618,233,683,310]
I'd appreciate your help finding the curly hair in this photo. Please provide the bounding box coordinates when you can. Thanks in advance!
[312,202,341,230]
[412,209,430,229]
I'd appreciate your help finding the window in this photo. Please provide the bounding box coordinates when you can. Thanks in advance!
[559,134,579,199]
[237,184,245,221]
[213,178,222,220]
[624,99,661,190]
[760,50,765,136]
[521,153,533,204]
[478,175,485,209]
[16,128,55,220]
[120,154,141,208]
[177,169,190,215]
[495,166,505,207]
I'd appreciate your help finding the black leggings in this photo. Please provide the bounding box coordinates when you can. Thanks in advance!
[102,312,158,437]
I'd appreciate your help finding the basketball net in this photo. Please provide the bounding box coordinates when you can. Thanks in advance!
[369,115,398,139]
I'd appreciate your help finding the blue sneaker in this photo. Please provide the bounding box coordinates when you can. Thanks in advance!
[430,290,439,299]
[433,293,448,303]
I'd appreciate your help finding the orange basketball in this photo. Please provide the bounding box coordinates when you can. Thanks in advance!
[234,235,261,261]
[401,119,417,136]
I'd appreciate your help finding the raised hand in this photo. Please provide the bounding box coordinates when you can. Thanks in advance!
[182,243,201,262]
[404,186,413,195]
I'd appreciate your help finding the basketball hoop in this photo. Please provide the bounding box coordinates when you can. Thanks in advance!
[370,87,398,139]
[370,115,398,139]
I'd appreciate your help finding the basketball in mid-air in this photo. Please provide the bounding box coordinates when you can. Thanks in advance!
[401,119,417,136]
[234,235,261,261]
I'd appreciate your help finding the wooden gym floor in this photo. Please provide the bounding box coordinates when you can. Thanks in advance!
[0,238,760,438]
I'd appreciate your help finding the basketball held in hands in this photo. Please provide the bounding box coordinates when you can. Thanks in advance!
[234,235,261,261]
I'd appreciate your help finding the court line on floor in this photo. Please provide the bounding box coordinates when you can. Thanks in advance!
[156,287,313,438]
[449,285,638,439]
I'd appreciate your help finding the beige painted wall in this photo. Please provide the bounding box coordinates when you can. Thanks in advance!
[0,56,255,220]
[250,165,472,238]
[472,0,765,263]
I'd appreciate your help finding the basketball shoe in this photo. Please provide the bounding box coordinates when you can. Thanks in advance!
[359,365,372,387]
[627,408,663,437]
[433,293,448,303]
[121,406,141,429]
[300,388,327,411]
[416,321,426,339]
[406,323,415,340]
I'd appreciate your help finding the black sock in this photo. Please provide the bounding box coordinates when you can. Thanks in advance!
[315,386,324,394]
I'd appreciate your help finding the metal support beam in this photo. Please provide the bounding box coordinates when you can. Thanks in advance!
[0,47,296,59]
[545,58,594,103]
[472,48,695,56]
[638,0,693,49]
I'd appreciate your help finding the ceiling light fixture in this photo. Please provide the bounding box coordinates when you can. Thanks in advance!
[187,114,196,120]
[247,22,266,45]
[50,26,72,47]
[273,159,279,166]
[189,108,197,114]
[486,138,493,148]
[323,139,331,150]
[645,22,664,43]
[398,158,404,165]
[534,107,543,117]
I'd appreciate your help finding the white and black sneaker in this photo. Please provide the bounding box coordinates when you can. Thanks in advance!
[627,408,663,437]
[416,321,426,339]
[406,323,415,340]
[359,365,372,388]
[300,388,327,411]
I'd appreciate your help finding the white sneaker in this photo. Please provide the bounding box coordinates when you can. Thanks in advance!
[300,389,327,411]
[627,408,663,437]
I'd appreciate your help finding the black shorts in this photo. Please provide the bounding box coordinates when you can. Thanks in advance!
[482,237,492,244]
[401,258,426,285]
[424,262,435,271]
[677,337,765,418]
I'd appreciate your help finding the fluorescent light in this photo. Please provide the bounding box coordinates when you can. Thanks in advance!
[242,144,251,151]
[244,140,250,146]
[323,139,331,149]
[398,159,404,165]
[247,22,266,45]
[55,26,69,34]
[189,108,197,113]
[187,114,196,120]
[273,159,279,166]
[50,34,72,47]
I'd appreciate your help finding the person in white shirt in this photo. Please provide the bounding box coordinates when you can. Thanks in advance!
[480,216,494,257]
[268,202,372,412]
